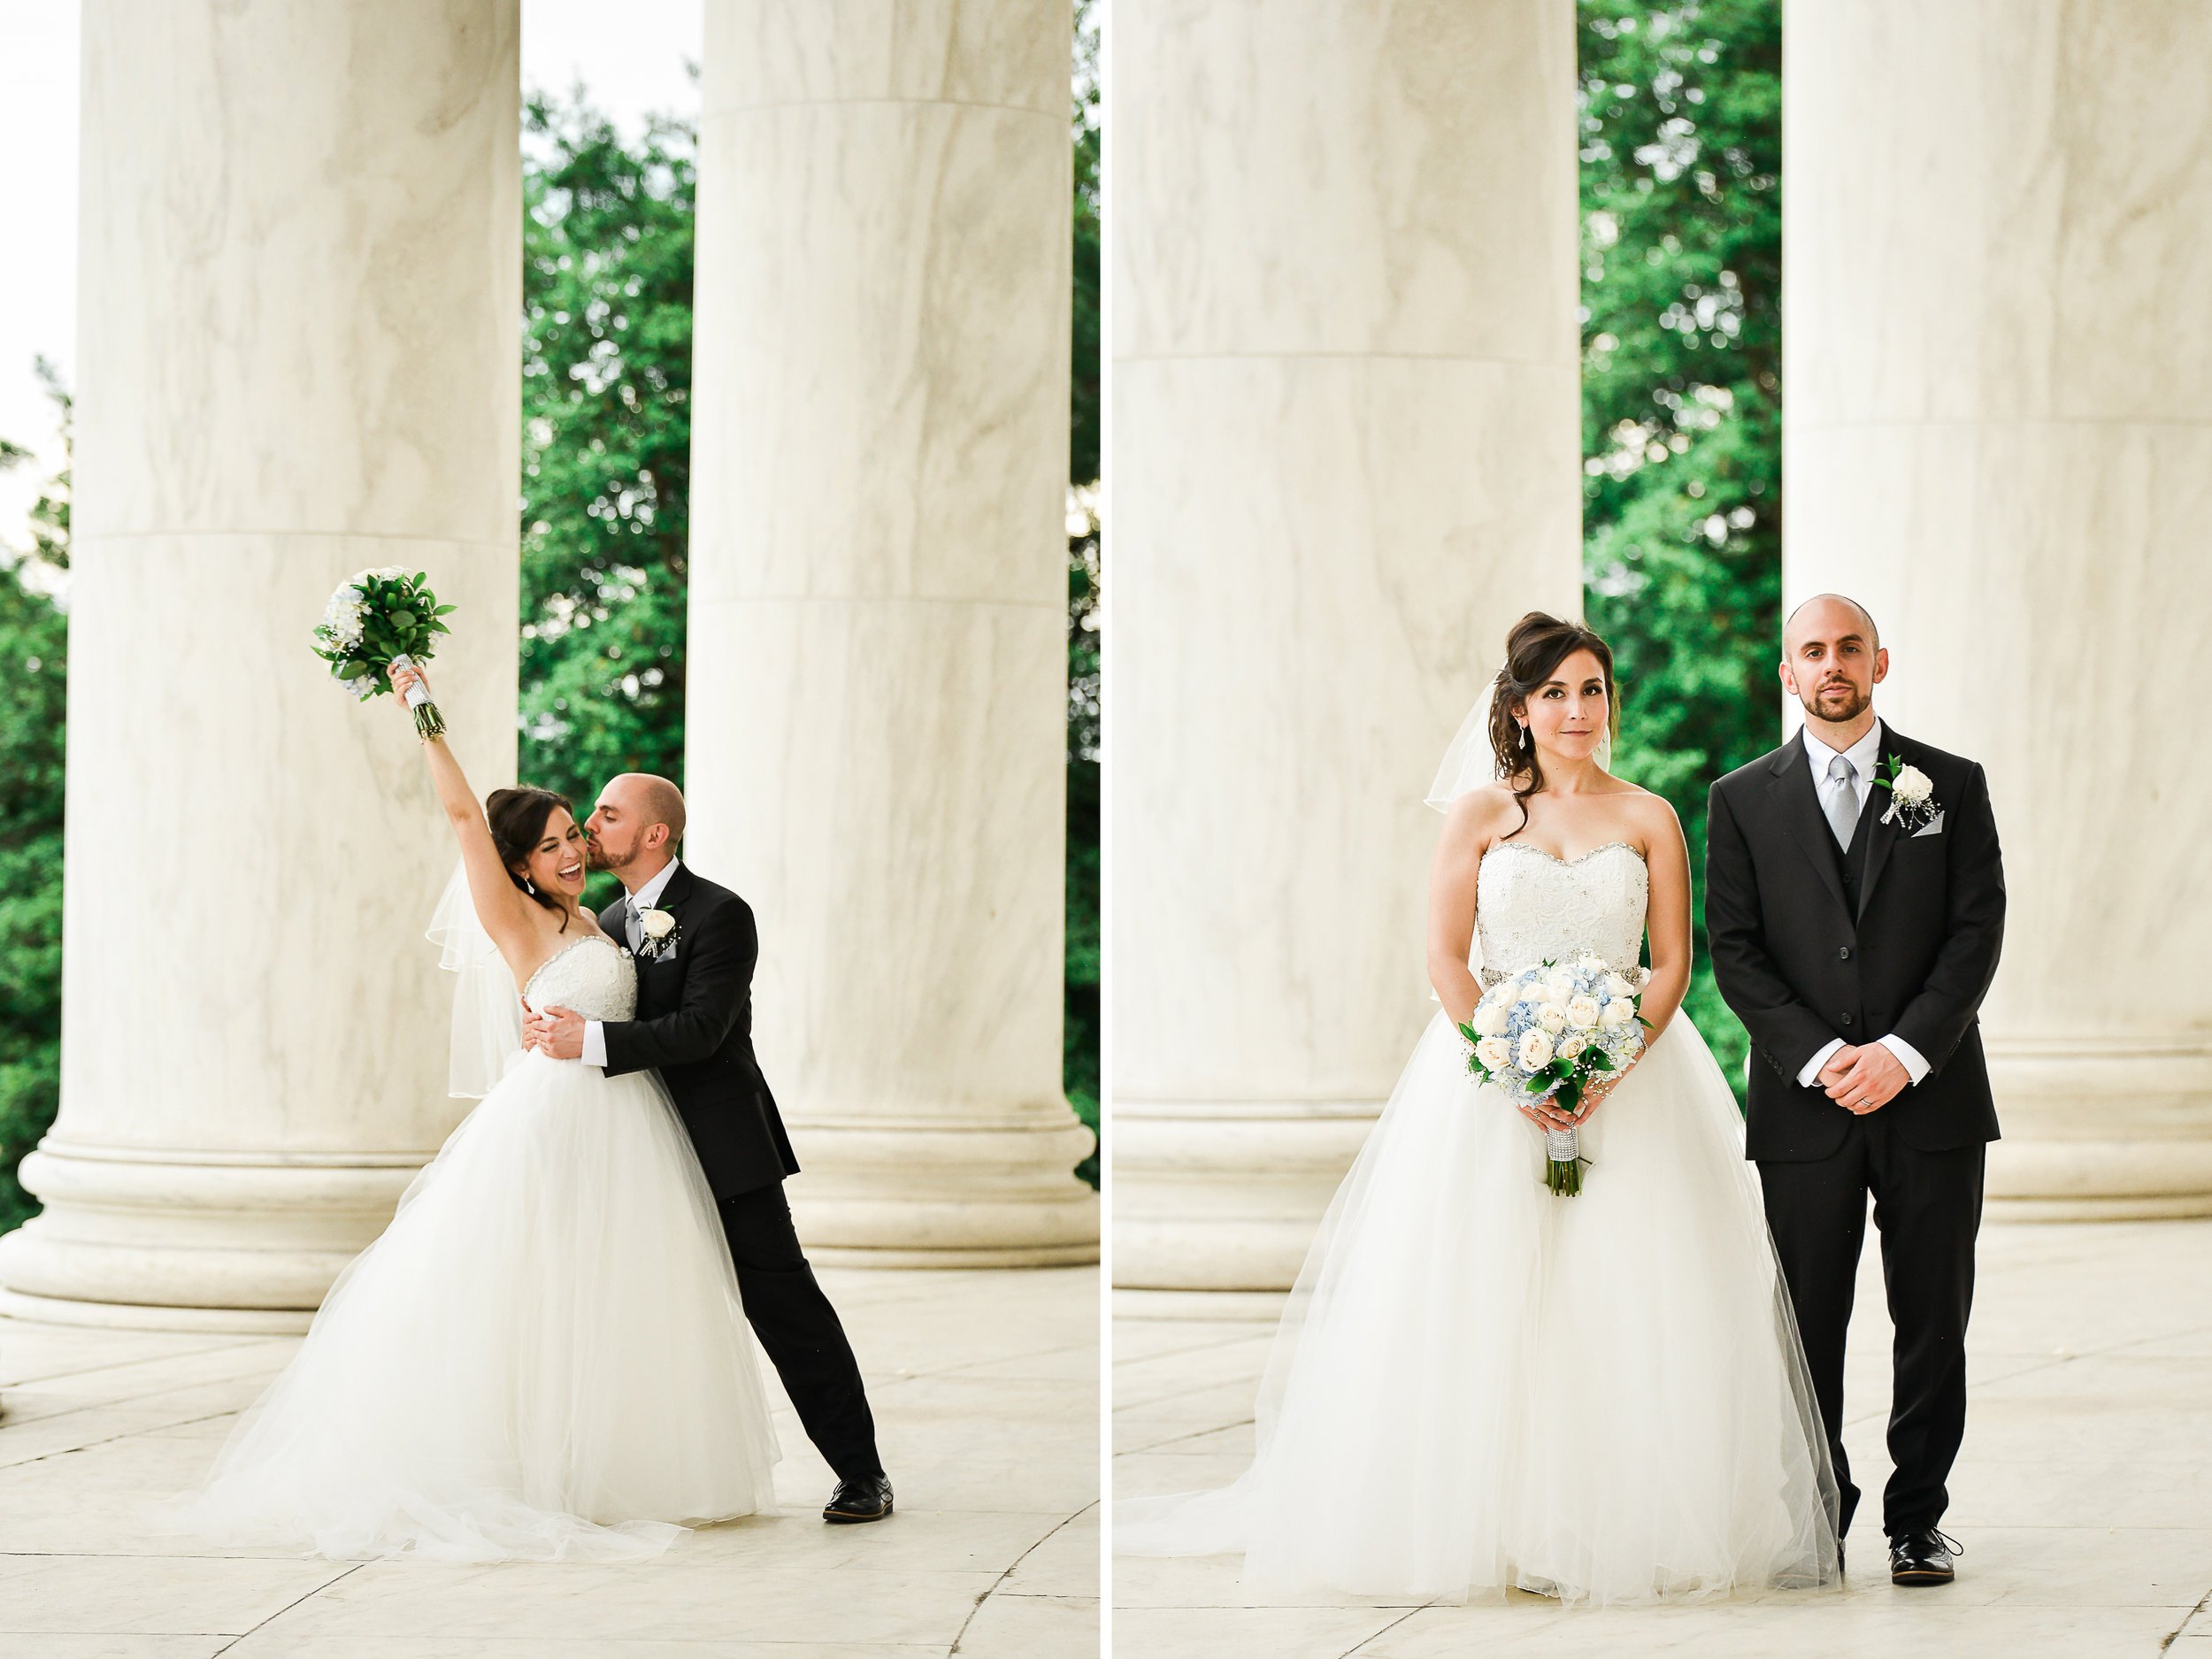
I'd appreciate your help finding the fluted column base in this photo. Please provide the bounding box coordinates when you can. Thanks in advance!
[1985,1040,2212,1221]
[1111,1099,1379,1291]
[0,1139,429,1331]
[785,1108,1097,1267]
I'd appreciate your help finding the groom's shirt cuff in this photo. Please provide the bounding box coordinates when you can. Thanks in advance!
[1796,1038,1847,1089]
[1876,1033,1931,1085]
[581,1020,608,1069]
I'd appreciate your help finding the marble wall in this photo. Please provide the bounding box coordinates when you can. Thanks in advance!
[685,1,1095,1264]
[0,0,521,1326]
[1112,0,1585,1288]
[1784,0,2212,1215]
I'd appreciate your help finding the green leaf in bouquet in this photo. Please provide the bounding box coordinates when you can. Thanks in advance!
[434,604,458,616]
[429,620,449,634]
[414,571,428,587]
[389,611,418,629]
[1524,1074,1550,1094]
[1586,1049,1615,1071]
[338,659,373,680]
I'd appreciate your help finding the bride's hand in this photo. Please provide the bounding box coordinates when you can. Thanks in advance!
[388,663,426,709]
[1519,1096,1579,1134]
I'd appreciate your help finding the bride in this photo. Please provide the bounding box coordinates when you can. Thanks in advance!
[157,666,780,1561]
[1117,611,1840,1604]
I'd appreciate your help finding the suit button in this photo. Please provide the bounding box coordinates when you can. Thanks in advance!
[1840,1013,1855,1026]
[1838,946,1853,961]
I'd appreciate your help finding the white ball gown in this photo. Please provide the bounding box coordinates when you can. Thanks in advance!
[157,930,780,1562]
[1116,841,1840,1605]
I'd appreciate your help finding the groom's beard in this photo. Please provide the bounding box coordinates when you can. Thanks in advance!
[1801,680,1870,723]
[585,841,634,873]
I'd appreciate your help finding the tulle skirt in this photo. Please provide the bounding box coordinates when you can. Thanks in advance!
[154,1050,781,1562]
[1116,1010,1840,1605]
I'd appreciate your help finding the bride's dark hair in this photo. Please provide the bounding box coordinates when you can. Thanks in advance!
[1486,611,1619,839]
[487,787,578,933]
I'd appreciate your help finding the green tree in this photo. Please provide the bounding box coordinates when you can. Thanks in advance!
[519,92,696,916]
[1065,0,1102,1182]
[0,362,70,1233]
[1578,0,1780,1097]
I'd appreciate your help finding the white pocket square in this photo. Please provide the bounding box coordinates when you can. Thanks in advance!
[1912,811,1945,838]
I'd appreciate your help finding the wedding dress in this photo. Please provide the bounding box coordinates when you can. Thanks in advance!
[158,930,780,1562]
[1117,840,1839,1604]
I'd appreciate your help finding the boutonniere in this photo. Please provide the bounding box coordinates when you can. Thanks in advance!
[1874,754,1939,831]
[635,907,681,962]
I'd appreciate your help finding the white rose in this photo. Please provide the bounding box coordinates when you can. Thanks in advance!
[1577,954,1606,974]
[1601,972,1635,1000]
[1893,764,1932,804]
[1599,998,1635,1028]
[1518,1029,1555,1070]
[640,909,676,940]
[1517,977,1554,1005]
[1557,1032,1588,1061]
[1538,1003,1568,1034]
[1476,1035,1512,1073]
[1471,1001,1509,1038]
[1548,972,1577,1002]
[1566,995,1601,1030]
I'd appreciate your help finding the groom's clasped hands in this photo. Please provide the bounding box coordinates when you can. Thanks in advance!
[1818,1042,1910,1115]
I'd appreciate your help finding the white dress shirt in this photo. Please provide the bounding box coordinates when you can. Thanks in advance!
[1793,720,1932,1092]
[580,858,681,1070]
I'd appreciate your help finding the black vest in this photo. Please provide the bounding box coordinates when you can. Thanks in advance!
[1832,784,1876,913]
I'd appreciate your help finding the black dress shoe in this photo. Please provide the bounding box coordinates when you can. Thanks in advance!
[823,1474,894,1524]
[1888,1527,1960,1586]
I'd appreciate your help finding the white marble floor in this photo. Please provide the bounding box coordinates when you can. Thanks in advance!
[1112,1220,2212,1658]
[0,1265,1098,1658]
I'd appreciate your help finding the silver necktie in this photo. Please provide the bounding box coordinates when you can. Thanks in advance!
[1824,754,1859,849]
[625,895,644,951]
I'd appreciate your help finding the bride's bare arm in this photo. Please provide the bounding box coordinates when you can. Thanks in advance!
[1636,797,1694,1043]
[1426,795,1488,1027]
[389,664,538,970]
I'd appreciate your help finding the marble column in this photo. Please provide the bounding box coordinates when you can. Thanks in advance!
[0,1,520,1329]
[685,2,1094,1265]
[1112,0,1584,1290]
[1785,0,2212,1217]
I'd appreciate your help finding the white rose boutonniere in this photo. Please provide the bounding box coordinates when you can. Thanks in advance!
[1876,754,1940,832]
[635,907,681,961]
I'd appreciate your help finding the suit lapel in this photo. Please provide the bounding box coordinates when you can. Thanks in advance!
[1766,738,1852,918]
[1855,725,1910,922]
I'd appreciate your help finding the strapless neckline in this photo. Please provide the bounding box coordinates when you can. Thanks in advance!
[520,933,625,1003]
[1486,839,1647,870]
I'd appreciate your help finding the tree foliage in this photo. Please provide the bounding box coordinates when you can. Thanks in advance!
[0,363,69,1233]
[519,93,697,917]
[1578,0,1780,1097]
[1065,0,1102,1181]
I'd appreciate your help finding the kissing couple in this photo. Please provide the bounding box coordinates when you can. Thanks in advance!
[161,663,892,1561]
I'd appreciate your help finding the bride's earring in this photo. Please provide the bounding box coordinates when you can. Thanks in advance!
[526,878,537,895]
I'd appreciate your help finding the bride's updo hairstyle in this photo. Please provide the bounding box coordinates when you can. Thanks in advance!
[1486,611,1619,837]
[486,786,578,932]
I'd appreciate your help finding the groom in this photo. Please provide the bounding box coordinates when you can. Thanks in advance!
[521,773,893,1525]
[1706,595,2005,1587]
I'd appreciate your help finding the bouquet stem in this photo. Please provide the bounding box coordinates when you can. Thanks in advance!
[1544,1125,1585,1197]
[412,701,447,741]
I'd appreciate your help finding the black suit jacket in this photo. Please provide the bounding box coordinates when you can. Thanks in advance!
[1705,723,2006,1162]
[599,864,800,1199]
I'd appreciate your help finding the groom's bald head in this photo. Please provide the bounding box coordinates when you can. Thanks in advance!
[584,773,687,879]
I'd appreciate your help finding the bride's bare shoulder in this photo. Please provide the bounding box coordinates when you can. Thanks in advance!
[1441,782,1519,850]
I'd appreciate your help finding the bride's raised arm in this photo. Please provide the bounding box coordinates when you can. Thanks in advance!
[389,664,541,973]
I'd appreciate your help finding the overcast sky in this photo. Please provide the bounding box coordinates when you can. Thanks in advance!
[0,1,701,552]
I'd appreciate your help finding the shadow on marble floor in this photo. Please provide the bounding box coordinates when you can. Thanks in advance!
[1110,1220,2212,1659]
[0,1264,1099,1659]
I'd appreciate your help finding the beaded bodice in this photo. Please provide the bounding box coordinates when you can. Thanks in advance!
[518,934,636,1021]
[1473,841,1649,983]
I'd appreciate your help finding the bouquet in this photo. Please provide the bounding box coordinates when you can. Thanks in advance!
[312,568,457,738]
[1458,956,1650,1195]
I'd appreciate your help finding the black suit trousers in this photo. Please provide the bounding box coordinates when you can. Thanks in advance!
[1758,1113,1984,1539]
[718,1183,883,1485]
